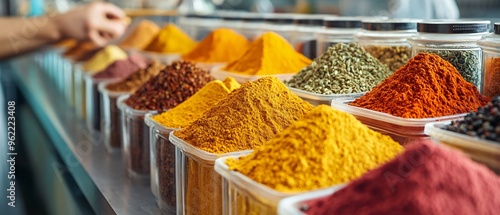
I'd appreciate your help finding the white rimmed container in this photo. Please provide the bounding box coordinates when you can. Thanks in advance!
[85,74,119,132]
[117,95,158,179]
[425,122,500,173]
[138,50,181,65]
[316,17,364,57]
[169,132,251,215]
[144,114,178,213]
[215,155,346,215]
[408,20,491,88]
[331,98,466,145]
[289,87,365,106]
[291,15,330,59]
[277,185,346,215]
[262,14,296,42]
[98,82,130,153]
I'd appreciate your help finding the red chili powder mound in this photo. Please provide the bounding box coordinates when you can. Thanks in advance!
[350,53,490,118]
[304,140,500,215]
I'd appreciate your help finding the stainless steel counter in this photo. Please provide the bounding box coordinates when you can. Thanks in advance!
[8,51,162,215]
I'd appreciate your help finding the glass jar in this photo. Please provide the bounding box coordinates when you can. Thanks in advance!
[179,13,222,41]
[355,19,418,72]
[477,23,500,97]
[408,20,491,88]
[316,17,364,57]
[291,14,333,59]
[239,13,265,40]
[262,13,296,42]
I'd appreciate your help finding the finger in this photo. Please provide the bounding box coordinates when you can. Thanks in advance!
[95,20,126,39]
[101,3,126,20]
[88,30,107,47]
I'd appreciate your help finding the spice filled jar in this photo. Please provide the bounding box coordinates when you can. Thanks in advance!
[262,13,296,42]
[477,23,500,97]
[238,13,265,40]
[354,19,418,72]
[291,14,327,59]
[316,17,364,57]
[408,20,491,88]
[192,13,223,41]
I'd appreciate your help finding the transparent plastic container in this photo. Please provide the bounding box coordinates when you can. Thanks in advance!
[291,15,327,59]
[262,13,296,42]
[74,64,87,119]
[277,185,346,215]
[117,95,158,179]
[144,114,178,213]
[425,122,500,173]
[85,75,119,132]
[64,59,75,108]
[169,132,251,215]
[316,17,364,57]
[219,11,243,33]
[331,98,466,145]
[98,82,130,153]
[239,13,265,40]
[185,13,223,41]
[354,19,418,72]
[477,23,500,97]
[289,87,365,106]
[211,68,295,84]
[214,155,346,215]
[408,20,491,89]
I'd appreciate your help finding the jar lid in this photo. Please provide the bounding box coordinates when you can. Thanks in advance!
[323,17,370,28]
[294,14,332,26]
[495,23,500,34]
[417,20,491,33]
[240,13,264,23]
[362,19,419,31]
[264,13,295,24]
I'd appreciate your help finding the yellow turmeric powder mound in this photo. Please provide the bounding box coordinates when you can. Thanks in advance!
[182,28,250,63]
[119,20,161,50]
[152,78,241,128]
[222,77,240,91]
[223,32,312,75]
[82,45,128,73]
[226,105,403,193]
[145,23,197,54]
[174,76,314,154]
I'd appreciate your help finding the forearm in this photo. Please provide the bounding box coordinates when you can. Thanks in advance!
[0,16,62,59]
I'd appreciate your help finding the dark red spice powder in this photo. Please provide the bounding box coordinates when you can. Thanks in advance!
[124,61,214,111]
[304,140,500,215]
[93,54,149,79]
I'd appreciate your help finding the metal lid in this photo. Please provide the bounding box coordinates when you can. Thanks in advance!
[240,13,264,23]
[495,23,500,34]
[362,19,418,31]
[293,15,324,26]
[323,17,365,28]
[417,20,491,33]
[264,13,295,24]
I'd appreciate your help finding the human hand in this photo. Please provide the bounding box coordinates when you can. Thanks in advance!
[53,2,128,46]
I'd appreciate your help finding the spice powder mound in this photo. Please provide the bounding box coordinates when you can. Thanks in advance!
[285,42,392,95]
[119,20,161,50]
[350,53,490,118]
[105,61,165,93]
[145,23,197,54]
[304,140,500,215]
[124,60,215,111]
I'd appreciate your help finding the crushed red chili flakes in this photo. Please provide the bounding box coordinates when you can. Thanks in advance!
[124,61,215,111]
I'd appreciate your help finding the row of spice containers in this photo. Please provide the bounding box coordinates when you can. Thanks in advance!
[41,13,500,215]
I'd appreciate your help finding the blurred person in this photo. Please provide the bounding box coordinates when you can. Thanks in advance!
[0,2,128,59]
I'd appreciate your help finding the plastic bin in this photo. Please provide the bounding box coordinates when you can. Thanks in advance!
[98,82,130,153]
[425,122,500,173]
[74,64,87,119]
[331,98,465,145]
[144,114,178,213]
[289,87,365,106]
[117,95,158,179]
[138,50,181,65]
[169,132,251,215]
[85,74,119,131]
[211,69,295,84]
[277,185,346,215]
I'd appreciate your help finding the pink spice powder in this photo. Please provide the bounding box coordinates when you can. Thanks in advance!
[93,54,149,79]
[304,140,500,215]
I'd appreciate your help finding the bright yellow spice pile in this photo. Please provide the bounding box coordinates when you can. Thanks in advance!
[223,32,312,75]
[145,23,197,54]
[152,77,241,128]
[83,45,128,73]
[226,105,403,192]
[174,77,314,154]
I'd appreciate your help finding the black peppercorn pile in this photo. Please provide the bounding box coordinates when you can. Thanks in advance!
[444,96,500,143]
[125,61,214,111]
